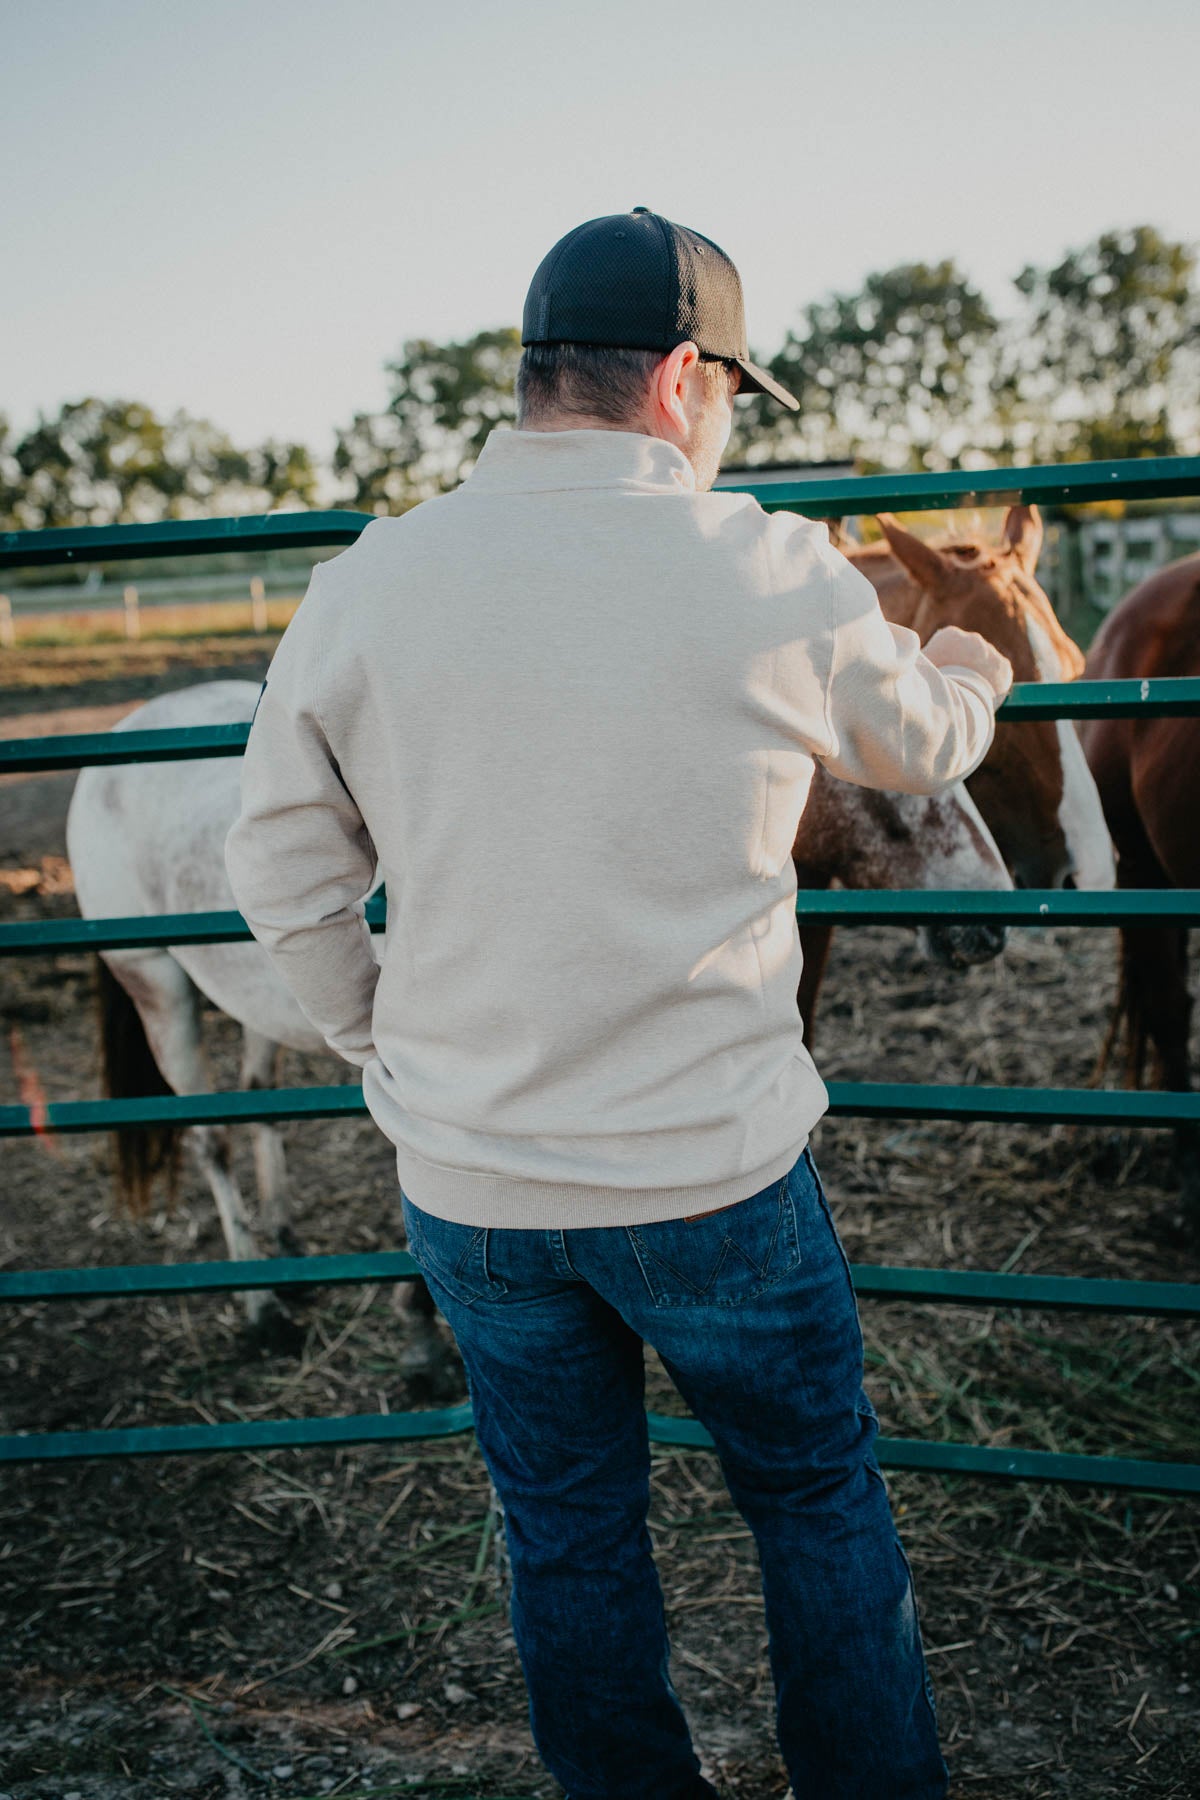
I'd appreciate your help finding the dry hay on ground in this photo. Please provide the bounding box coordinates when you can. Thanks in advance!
[1,646,1198,1798]
[0,634,284,721]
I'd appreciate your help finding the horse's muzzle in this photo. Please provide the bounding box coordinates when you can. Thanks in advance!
[922,921,1008,968]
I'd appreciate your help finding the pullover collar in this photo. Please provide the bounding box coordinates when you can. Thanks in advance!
[463,427,697,497]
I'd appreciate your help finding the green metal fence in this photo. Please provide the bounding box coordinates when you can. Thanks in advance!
[3,454,1199,1492]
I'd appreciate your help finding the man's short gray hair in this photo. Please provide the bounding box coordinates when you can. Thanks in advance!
[515,342,738,429]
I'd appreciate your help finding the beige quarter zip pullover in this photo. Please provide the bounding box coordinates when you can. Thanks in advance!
[225,428,997,1226]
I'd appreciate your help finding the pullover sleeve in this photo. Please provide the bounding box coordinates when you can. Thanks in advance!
[817,546,998,794]
[224,566,381,1070]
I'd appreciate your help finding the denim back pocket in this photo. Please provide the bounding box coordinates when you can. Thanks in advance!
[400,1192,509,1308]
[625,1169,800,1308]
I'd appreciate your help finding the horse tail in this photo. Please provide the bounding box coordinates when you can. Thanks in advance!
[95,957,183,1217]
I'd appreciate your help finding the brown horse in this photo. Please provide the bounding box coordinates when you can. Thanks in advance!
[1080,553,1200,1173]
[798,505,1114,1043]
[852,506,1114,893]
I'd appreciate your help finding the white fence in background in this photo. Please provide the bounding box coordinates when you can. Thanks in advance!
[4,568,306,615]
[0,569,310,642]
[1076,514,1200,610]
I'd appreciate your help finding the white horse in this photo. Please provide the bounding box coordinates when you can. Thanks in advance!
[65,679,1012,1351]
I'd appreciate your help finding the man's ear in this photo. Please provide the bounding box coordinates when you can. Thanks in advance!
[875,514,954,596]
[652,341,699,433]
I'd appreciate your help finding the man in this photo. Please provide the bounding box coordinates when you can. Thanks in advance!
[226,208,1012,1800]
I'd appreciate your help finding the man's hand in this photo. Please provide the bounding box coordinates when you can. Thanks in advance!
[923,625,1014,702]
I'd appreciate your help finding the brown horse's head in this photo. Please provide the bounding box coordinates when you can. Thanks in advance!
[870,507,1115,891]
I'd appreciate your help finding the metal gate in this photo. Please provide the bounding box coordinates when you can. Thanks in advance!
[3,453,1199,1492]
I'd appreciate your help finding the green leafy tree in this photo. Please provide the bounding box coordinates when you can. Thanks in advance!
[0,413,22,527]
[999,226,1199,462]
[331,228,1198,499]
[727,261,1001,472]
[334,328,521,513]
[0,399,317,531]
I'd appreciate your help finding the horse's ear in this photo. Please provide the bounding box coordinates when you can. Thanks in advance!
[1002,504,1043,574]
[875,513,952,595]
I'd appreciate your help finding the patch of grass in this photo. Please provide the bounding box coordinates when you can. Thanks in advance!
[858,1307,1198,1464]
[9,600,301,650]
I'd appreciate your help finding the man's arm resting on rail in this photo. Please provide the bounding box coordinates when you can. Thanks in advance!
[817,552,1013,794]
[224,582,380,1070]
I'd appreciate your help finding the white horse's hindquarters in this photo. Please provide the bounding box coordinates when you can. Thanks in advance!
[64,699,331,1059]
[170,940,330,1057]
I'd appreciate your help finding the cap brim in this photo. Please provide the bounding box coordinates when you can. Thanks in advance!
[733,357,801,411]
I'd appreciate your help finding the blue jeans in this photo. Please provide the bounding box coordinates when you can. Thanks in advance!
[400,1148,947,1800]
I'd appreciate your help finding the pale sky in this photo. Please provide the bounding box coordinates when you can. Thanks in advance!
[3,0,1197,463]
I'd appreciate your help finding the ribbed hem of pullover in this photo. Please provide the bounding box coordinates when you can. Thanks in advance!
[393,1137,810,1229]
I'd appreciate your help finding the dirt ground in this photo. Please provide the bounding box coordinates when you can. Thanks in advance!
[1,637,1198,1800]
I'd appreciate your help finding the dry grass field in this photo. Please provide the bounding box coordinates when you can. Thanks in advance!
[1,636,1197,1799]
[4,599,301,652]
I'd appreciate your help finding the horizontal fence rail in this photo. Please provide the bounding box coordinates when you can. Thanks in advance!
[1,1404,1192,1493]
[6,679,1200,776]
[4,1080,1200,1139]
[0,510,372,571]
[729,454,1200,518]
[5,1251,1197,1316]
[996,677,1200,721]
[1,722,250,773]
[3,888,1200,959]
[4,456,1200,571]
[2,1412,1194,1493]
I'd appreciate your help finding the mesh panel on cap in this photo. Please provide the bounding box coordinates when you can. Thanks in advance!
[669,224,749,360]
[523,212,671,348]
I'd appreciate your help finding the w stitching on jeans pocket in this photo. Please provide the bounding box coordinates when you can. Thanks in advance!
[405,1210,508,1306]
[628,1173,799,1308]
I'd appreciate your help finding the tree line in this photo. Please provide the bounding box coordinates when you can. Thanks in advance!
[3,225,1196,532]
[0,400,317,533]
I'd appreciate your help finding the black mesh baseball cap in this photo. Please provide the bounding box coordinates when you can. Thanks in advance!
[521,207,800,411]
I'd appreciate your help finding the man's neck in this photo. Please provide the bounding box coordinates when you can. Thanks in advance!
[518,414,654,436]
[509,417,707,488]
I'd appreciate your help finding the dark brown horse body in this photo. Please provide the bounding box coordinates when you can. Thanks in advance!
[1081,554,1200,1138]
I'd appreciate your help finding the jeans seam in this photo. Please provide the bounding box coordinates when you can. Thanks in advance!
[477,1227,509,1294]
[892,1531,945,1745]
[802,1148,866,1367]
